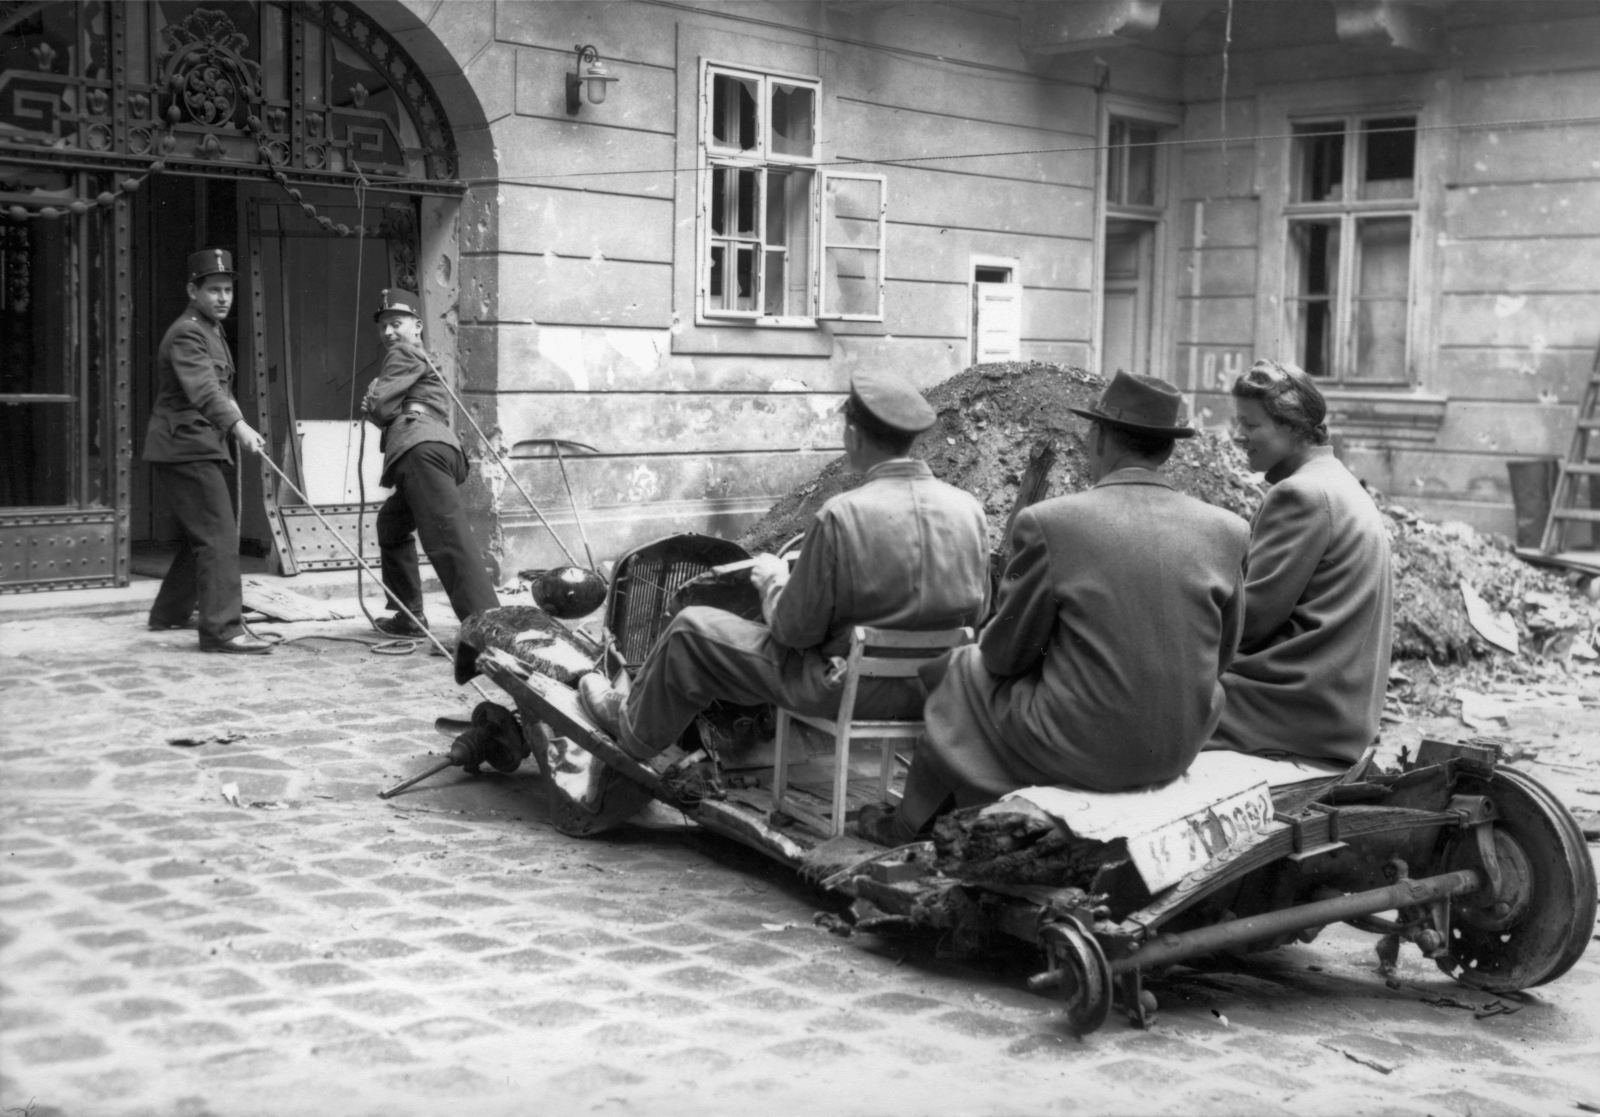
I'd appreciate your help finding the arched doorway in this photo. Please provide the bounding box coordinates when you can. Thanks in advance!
[0,0,474,591]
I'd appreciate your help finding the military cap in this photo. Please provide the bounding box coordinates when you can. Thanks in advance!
[187,247,235,283]
[848,369,936,434]
[372,288,421,322]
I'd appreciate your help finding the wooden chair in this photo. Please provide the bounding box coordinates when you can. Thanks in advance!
[771,625,973,838]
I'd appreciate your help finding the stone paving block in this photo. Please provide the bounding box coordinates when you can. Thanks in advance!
[148,861,213,880]
[718,987,819,1014]
[93,996,186,1023]
[310,891,393,911]
[112,945,200,969]
[232,940,314,964]
[169,968,268,999]
[331,938,422,961]
[770,961,872,996]
[279,962,371,988]
[181,921,268,942]
[699,940,796,968]
[601,944,686,965]
[315,1035,419,1065]
[544,1062,647,1096]
[12,1032,109,1063]
[930,1009,1032,1039]
[398,1016,502,1042]
[325,990,430,1016]
[658,964,750,993]
[74,929,150,949]
[130,1019,242,1046]
[0,1005,58,1031]
[432,932,508,953]
[489,1000,603,1029]
[133,900,209,921]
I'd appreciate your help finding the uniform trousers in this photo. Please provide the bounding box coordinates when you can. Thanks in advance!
[148,460,245,646]
[377,441,498,622]
[617,606,924,760]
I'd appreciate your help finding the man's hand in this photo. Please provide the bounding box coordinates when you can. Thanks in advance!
[748,552,788,593]
[231,419,266,456]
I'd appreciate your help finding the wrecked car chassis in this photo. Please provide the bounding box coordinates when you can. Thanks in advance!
[456,534,1596,1034]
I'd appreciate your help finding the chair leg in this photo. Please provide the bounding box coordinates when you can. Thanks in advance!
[773,708,792,811]
[879,738,895,803]
[831,726,851,839]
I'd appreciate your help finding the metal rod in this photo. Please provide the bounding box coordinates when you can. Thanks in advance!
[419,356,582,568]
[552,442,597,571]
[255,452,492,701]
[1111,870,1482,974]
[377,758,454,800]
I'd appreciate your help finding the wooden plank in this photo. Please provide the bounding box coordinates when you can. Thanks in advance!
[1451,123,1600,186]
[1438,293,1600,349]
[513,47,677,134]
[1441,238,1600,295]
[1433,400,1576,457]
[489,115,676,197]
[1177,198,1259,249]
[887,223,1092,290]
[1432,347,1600,402]
[1174,296,1256,346]
[881,165,1092,238]
[495,253,673,329]
[828,47,1096,136]
[1182,247,1259,298]
[1180,144,1258,200]
[1451,12,1600,78]
[487,391,846,456]
[491,185,674,262]
[1446,182,1600,240]
[494,1,679,68]
[833,100,1093,187]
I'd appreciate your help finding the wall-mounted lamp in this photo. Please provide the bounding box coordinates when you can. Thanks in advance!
[566,45,619,115]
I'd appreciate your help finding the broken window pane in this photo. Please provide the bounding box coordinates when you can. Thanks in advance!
[763,250,785,316]
[769,82,814,159]
[1361,116,1415,201]
[1352,215,1410,377]
[733,244,756,311]
[1293,121,1344,202]
[711,72,759,152]
[1288,219,1339,376]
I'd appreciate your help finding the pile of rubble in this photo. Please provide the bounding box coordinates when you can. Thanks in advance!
[738,361,1600,667]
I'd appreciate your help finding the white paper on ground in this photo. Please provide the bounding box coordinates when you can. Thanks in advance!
[1460,579,1519,655]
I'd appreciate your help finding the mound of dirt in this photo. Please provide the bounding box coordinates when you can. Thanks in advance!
[738,362,1262,554]
[738,360,1600,665]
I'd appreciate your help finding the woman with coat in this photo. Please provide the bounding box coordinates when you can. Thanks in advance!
[1211,359,1394,764]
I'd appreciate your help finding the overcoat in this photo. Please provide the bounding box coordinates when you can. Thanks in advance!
[919,468,1250,798]
[362,342,464,487]
[1210,446,1394,764]
[142,310,243,463]
[617,458,991,757]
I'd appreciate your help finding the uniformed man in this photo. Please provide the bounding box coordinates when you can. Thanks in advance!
[144,247,273,655]
[575,369,991,764]
[362,289,498,635]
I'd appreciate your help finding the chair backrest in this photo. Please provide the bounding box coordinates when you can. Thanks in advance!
[847,625,974,680]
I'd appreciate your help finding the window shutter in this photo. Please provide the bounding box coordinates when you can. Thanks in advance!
[973,283,1022,362]
[816,171,885,321]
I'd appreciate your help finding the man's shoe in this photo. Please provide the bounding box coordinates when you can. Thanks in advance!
[857,802,914,847]
[373,613,428,637]
[200,634,274,655]
[148,615,197,631]
[576,672,624,737]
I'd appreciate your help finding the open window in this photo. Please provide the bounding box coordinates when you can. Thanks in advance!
[699,62,883,325]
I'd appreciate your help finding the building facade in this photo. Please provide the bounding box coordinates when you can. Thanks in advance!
[2,0,1596,593]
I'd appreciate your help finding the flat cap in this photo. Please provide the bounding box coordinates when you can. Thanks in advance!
[849,369,936,434]
[373,288,421,321]
[187,248,234,283]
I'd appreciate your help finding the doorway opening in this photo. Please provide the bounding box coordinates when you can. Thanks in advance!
[971,259,1021,365]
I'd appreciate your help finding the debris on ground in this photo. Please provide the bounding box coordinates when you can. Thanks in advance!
[241,576,354,622]
[738,360,1600,678]
[167,730,248,748]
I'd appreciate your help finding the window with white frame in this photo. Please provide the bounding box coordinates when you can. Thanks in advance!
[699,63,885,324]
[1284,114,1416,383]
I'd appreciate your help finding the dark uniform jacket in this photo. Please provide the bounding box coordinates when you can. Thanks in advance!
[361,342,465,488]
[143,310,244,463]
[921,468,1250,798]
[1210,447,1394,764]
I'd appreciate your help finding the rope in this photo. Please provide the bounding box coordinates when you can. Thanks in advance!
[257,450,493,702]
[1220,0,1235,180]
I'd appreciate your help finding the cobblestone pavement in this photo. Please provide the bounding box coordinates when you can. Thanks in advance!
[2,602,1598,1117]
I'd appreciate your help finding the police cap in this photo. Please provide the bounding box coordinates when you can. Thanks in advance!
[373,288,421,322]
[187,248,235,284]
[847,369,936,434]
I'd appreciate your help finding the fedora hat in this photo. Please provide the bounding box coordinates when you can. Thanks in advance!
[1068,371,1195,438]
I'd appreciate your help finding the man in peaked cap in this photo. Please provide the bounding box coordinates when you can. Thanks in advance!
[144,247,274,654]
[362,288,498,637]
[859,372,1252,845]
[576,369,991,769]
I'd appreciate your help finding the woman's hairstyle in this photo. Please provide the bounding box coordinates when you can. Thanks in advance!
[1231,358,1331,445]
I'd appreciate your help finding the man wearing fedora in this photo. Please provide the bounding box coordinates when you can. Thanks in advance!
[362,288,498,636]
[575,369,990,769]
[144,247,274,654]
[860,372,1250,844]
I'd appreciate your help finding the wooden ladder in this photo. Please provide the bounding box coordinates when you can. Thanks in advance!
[1539,336,1600,555]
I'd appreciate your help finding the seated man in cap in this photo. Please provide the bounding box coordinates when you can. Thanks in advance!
[144,247,274,655]
[576,370,991,767]
[362,289,499,635]
[860,372,1251,845]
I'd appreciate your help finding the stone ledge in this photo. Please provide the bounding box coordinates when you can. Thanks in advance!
[1325,388,1449,446]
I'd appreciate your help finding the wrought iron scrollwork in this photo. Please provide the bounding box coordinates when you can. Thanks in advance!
[157,7,262,130]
